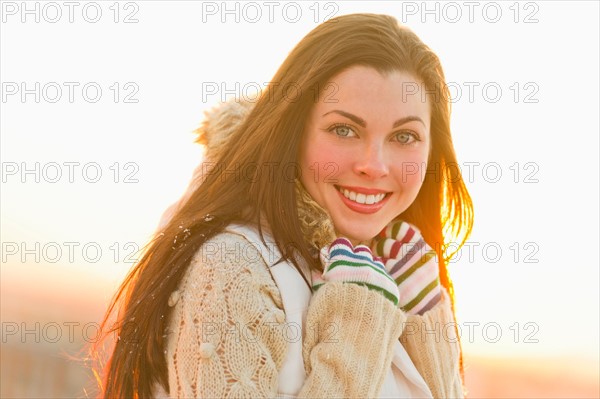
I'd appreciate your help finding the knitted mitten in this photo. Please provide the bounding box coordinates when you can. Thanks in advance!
[370,220,441,315]
[312,237,400,306]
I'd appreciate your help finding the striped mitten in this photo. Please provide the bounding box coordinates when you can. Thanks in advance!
[312,237,400,306]
[370,220,441,315]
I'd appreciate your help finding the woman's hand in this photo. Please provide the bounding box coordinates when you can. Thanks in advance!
[311,237,400,306]
[370,220,442,315]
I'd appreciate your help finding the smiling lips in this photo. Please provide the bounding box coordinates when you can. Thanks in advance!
[335,184,391,214]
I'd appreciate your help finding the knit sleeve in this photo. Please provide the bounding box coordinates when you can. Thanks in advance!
[298,281,407,398]
[165,232,288,398]
[400,287,465,399]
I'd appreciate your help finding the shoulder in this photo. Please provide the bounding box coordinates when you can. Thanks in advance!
[178,228,283,308]
[190,230,264,272]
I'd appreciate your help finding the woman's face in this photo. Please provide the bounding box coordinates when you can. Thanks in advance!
[299,65,431,245]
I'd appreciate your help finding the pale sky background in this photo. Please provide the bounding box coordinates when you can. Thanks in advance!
[1,0,599,372]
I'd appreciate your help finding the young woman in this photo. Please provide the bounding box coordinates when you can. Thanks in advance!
[95,13,473,398]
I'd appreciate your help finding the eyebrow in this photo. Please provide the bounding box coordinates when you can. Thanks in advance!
[322,110,426,128]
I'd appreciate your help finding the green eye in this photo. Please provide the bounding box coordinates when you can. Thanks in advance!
[327,123,356,138]
[333,125,353,137]
[395,131,419,145]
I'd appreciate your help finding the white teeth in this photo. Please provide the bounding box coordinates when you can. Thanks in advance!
[339,187,387,204]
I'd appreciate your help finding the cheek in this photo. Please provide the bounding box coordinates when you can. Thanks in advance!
[393,155,429,190]
[300,140,346,186]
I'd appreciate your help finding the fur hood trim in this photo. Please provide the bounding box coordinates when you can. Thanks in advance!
[193,98,336,251]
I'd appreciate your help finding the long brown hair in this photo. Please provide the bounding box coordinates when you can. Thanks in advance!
[94,13,473,398]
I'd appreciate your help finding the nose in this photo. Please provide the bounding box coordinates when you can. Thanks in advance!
[353,142,389,178]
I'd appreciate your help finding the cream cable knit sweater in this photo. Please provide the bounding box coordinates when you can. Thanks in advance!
[161,231,464,398]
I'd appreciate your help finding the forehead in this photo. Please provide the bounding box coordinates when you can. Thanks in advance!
[313,65,431,124]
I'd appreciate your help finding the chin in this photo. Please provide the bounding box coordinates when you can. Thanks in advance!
[333,220,385,245]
